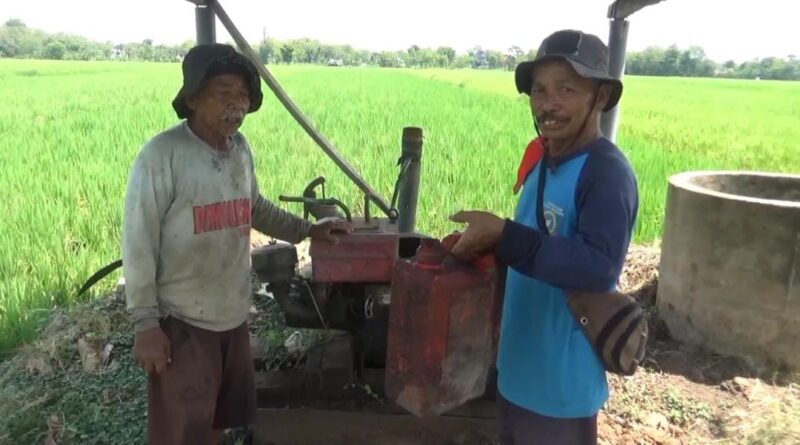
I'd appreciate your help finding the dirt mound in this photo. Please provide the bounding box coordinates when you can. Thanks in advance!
[618,243,661,306]
[597,244,800,445]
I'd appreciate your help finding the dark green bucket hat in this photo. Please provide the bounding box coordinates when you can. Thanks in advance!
[515,30,623,112]
[172,43,263,119]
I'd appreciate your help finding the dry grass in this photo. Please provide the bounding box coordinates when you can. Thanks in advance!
[721,380,800,444]
[618,243,661,306]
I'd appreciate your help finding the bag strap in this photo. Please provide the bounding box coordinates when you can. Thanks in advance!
[536,154,549,235]
[534,148,646,376]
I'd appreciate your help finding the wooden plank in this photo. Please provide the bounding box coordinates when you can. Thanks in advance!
[319,335,355,400]
[252,408,498,445]
[254,371,305,391]
[360,368,498,418]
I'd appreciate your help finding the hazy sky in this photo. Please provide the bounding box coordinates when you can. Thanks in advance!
[2,0,797,63]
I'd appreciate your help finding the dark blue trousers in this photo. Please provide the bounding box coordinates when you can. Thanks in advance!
[497,392,598,445]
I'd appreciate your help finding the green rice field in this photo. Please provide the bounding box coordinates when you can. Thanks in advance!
[1,59,799,353]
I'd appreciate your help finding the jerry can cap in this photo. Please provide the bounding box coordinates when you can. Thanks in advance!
[414,238,448,268]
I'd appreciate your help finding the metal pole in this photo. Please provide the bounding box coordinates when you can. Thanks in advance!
[211,0,395,218]
[600,18,629,143]
[195,1,216,45]
[397,127,423,233]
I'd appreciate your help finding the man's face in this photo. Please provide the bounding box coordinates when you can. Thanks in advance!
[529,59,606,141]
[186,73,251,138]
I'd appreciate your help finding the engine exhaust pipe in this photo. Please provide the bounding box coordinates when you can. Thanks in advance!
[397,127,423,233]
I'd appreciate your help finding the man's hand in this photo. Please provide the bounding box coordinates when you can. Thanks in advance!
[309,217,353,243]
[448,210,506,260]
[133,327,171,375]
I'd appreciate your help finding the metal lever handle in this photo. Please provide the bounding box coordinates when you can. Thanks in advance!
[279,195,353,222]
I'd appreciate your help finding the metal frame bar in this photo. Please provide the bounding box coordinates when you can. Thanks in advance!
[212,1,394,219]
[194,0,215,45]
[601,0,666,142]
[186,0,667,216]
[600,18,629,142]
[608,0,665,20]
[184,0,395,220]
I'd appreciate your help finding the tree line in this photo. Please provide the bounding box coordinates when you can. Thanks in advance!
[626,45,799,81]
[2,19,798,80]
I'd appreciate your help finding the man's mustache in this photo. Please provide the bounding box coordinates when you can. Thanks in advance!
[223,109,245,121]
[536,113,568,123]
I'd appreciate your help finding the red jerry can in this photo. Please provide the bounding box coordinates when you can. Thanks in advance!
[385,235,503,418]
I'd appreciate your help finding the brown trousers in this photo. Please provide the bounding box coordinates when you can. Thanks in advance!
[148,316,256,445]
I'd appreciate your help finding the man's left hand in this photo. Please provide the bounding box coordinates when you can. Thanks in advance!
[309,217,353,243]
[448,210,506,260]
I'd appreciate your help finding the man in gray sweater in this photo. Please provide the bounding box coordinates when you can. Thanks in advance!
[122,44,351,445]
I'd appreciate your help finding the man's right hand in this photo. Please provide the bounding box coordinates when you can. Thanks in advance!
[133,327,171,375]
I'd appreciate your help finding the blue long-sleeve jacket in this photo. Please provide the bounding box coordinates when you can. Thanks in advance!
[494,137,639,418]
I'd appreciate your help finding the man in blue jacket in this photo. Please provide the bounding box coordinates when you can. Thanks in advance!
[450,29,639,444]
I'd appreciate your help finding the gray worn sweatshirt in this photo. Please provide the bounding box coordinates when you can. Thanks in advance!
[122,121,311,333]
